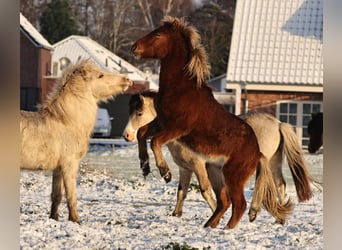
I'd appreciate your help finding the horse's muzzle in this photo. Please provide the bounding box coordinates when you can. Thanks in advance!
[131,43,142,58]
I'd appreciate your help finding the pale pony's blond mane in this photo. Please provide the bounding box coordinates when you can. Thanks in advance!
[39,59,98,120]
[161,16,211,87]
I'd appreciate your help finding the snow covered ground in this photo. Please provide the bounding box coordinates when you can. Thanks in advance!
[20,143,323,249]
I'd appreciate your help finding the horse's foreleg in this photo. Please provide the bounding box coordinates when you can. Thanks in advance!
[137,119,161,177]
[137,125,151,176]
[172,166,192,217]
[50,167,63,221]
[151,126,193,182]
[249,162,262,223]
[203,163,230,228]
[150,140,171,182]
[62,161,80,224]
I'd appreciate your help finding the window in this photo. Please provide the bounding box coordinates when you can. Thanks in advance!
[277,101,323,149]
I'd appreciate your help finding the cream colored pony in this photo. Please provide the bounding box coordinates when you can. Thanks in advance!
[123,91,316,223]
[20,60,132,223]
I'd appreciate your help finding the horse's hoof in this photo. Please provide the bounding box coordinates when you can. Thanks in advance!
[204,220,218,228]
[140,161,151,176]
[204,222,216,228]
[275,218,286,225]
[69,217,80,224]
[248,209,257,222]
[172,211,182,217]
[163,172,172,183]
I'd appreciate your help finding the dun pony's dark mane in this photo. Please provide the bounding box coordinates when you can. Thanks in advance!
[161,16,211,87]
[129,90,158,114]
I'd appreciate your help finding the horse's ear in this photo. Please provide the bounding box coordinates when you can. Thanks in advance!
[139,94,144,104]
[171,20,177,31]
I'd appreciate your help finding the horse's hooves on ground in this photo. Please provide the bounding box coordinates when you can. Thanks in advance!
[204,220,219,229]
[171,211,182,217]
[163,172,172,183]
[248,209,257,222]
[275,218,286,225]
[249,215,256,222]
[223,225,234,230]
[140,162,151,176]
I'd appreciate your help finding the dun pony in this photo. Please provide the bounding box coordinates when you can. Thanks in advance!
[124,91,315,222]
[131,16,293,229]
[20,60,132,223]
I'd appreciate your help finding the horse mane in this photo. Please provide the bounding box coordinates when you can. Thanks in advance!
[39,59,97,121]
[129,90,158,113]
[161,16,211,87]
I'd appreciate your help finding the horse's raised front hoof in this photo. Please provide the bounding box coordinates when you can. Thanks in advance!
[140,161,151,176]
[248,208,258,222]
[163,171,172,183]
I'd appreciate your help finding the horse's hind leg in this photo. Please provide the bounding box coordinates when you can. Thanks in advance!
[204,163,230,228]
[193,161,216,212]
[168,141,216,215]
[249,156,285,223]
[270,149,286,204]
[62,160,80,224]
[50,167,63,221]
[225,160,257,229]
[225,183,247,229]
[172,166,192,217]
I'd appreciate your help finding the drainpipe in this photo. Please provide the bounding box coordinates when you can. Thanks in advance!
[243,83,248,115]
[235,87,241,115]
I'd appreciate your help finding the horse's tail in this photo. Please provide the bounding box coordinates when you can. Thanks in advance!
[279,122,318,202]
[254,154,294,223]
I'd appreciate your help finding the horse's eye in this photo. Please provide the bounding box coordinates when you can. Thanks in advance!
[98,74,104,78]
[155,33,161,38]
[137,112,143,117]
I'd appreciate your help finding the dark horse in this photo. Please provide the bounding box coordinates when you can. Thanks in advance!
[131,16,293,229]
[308,112,323,153]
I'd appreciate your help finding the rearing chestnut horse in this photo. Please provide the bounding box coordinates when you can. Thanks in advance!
[131,16,293,229]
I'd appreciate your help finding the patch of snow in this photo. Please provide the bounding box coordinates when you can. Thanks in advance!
[20,145,323,249]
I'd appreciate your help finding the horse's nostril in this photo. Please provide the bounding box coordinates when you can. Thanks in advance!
[131,43,137,53]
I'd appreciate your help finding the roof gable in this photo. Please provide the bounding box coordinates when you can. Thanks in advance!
[52,35,155,86]
[226,0,323,85]
[20,12,53,50]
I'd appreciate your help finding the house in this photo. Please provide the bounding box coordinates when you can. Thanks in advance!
[208,74,235,113]
[51,35,157,137]
[226,0,323,148]
[20,12,56,111]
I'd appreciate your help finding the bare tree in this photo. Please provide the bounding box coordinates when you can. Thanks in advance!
[20,0,48,28]
[107,0,136,53]
[136,0,155,29]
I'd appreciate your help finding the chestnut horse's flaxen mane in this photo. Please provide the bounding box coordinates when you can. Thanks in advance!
[161,16,211,87]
